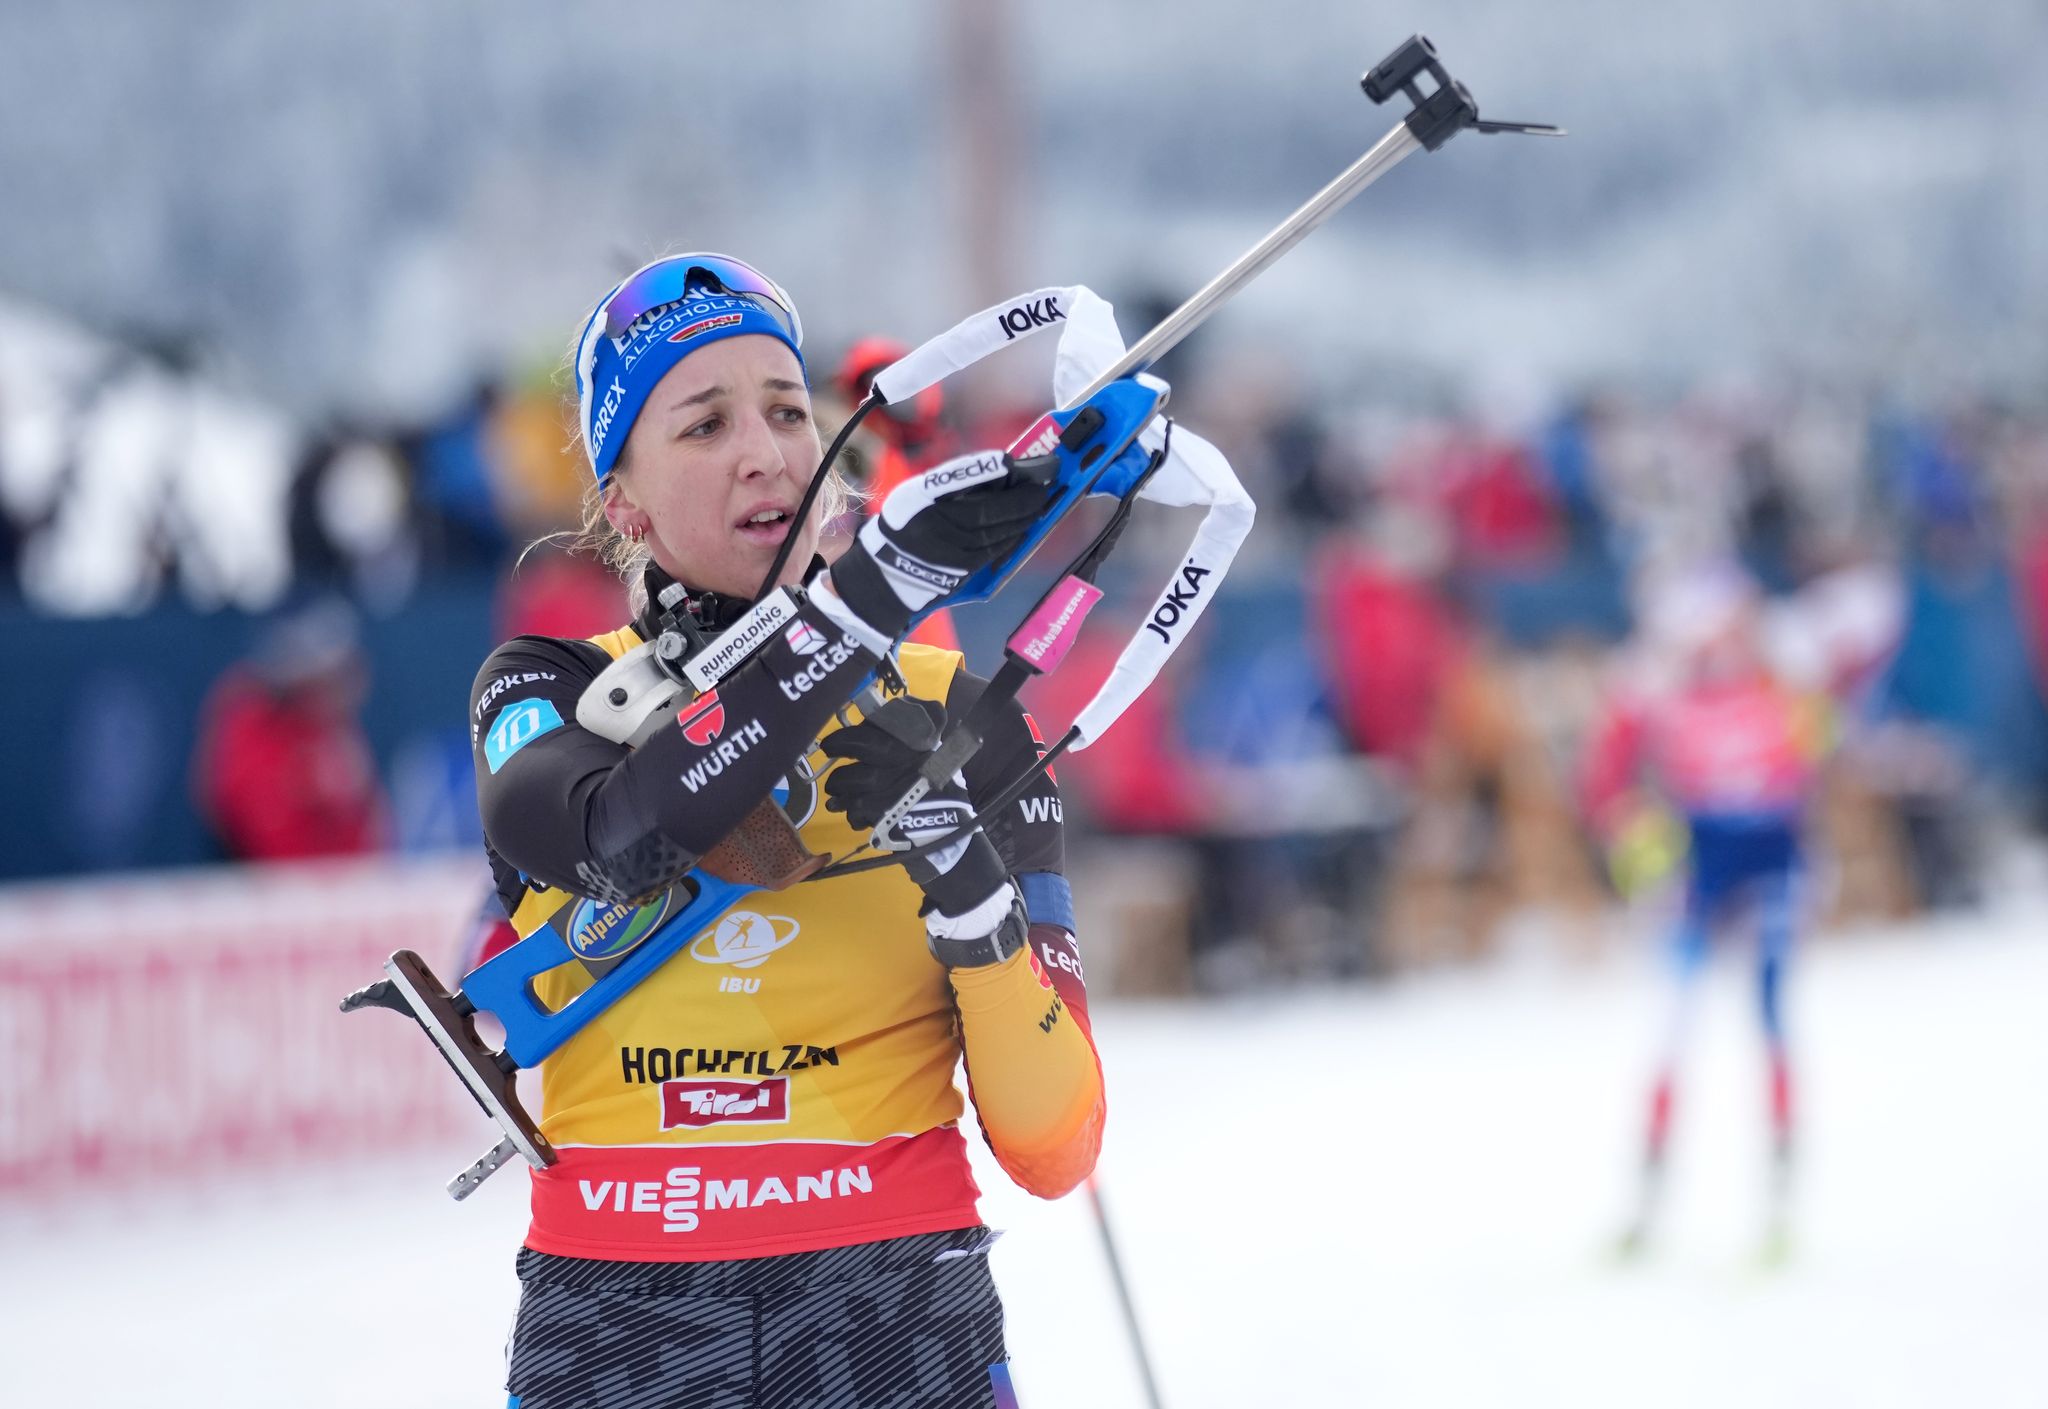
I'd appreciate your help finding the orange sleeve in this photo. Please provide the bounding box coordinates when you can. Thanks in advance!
[949,931,1105,1199]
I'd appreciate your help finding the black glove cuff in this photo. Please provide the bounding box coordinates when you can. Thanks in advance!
[913,831,1009,919]
[828,544,912,641]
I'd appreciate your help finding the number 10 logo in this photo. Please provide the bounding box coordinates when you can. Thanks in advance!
[484,697,564,774]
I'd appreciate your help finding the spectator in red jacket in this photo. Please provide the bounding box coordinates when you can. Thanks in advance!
[1311,501,1470,776]
[192,600,390,861]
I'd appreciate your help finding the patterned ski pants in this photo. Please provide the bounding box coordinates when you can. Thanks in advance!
[506,1228,1012,1408]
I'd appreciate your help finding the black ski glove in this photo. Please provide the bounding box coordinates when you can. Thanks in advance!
[827,450,1056,641]
[820,696,1011,924]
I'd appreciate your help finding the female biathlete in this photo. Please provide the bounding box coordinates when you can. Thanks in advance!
[469,253,1115,1407]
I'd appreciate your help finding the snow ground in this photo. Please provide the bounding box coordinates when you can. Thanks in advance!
[5,906,2044,1408]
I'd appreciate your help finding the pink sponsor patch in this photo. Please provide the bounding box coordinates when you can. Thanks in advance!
[1007,577,1103,672]
[1007,413,1062,459]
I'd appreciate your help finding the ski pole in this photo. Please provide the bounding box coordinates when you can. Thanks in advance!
[1088,1175,1168,1409]
[1064,33,1559,408]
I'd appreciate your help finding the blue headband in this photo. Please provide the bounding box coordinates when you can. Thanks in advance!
[574,282,806,484]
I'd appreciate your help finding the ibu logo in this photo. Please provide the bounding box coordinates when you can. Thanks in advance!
[689,910,802,970]
[568,892,673,961]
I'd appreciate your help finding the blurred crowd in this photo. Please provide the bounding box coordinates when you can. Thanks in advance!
[1052,362,2048,989]
[6,298,2048,992]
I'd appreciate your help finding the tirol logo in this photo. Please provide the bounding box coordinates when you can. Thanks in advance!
[669,313,743,343]
[784,620,826,656]
[568,892,674,962]
[997,295,1064,342]
[1008,413,1061,460]
[660,1077,790,1130]
[678,690,725,746]
[1145,558,1214,644]
[689,910,802,969]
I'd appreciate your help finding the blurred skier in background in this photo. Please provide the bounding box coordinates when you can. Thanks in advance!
[1580,562,1849,1258]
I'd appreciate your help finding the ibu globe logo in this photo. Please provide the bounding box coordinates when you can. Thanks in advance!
[689,910,802,970]
[568,892,673,962]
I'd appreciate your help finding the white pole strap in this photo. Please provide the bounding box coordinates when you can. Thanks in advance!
[870,287,1087,405]
[1068,503,1253,748]
[1052,295,1256,750]
[869,285,1256,752]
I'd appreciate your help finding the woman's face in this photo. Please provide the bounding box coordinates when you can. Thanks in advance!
[607,335,823,598]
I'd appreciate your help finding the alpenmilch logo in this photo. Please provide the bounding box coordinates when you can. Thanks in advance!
[568,892,674,962]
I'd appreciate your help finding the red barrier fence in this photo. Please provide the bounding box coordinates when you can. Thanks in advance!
[0,857,489,1195]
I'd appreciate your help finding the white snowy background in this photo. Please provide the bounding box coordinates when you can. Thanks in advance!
[6,894,2043,1408]
[3,3,2045,1403]
[3,0,2043,421]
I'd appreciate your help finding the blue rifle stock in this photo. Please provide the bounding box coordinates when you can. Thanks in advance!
[910,376,1168,627]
